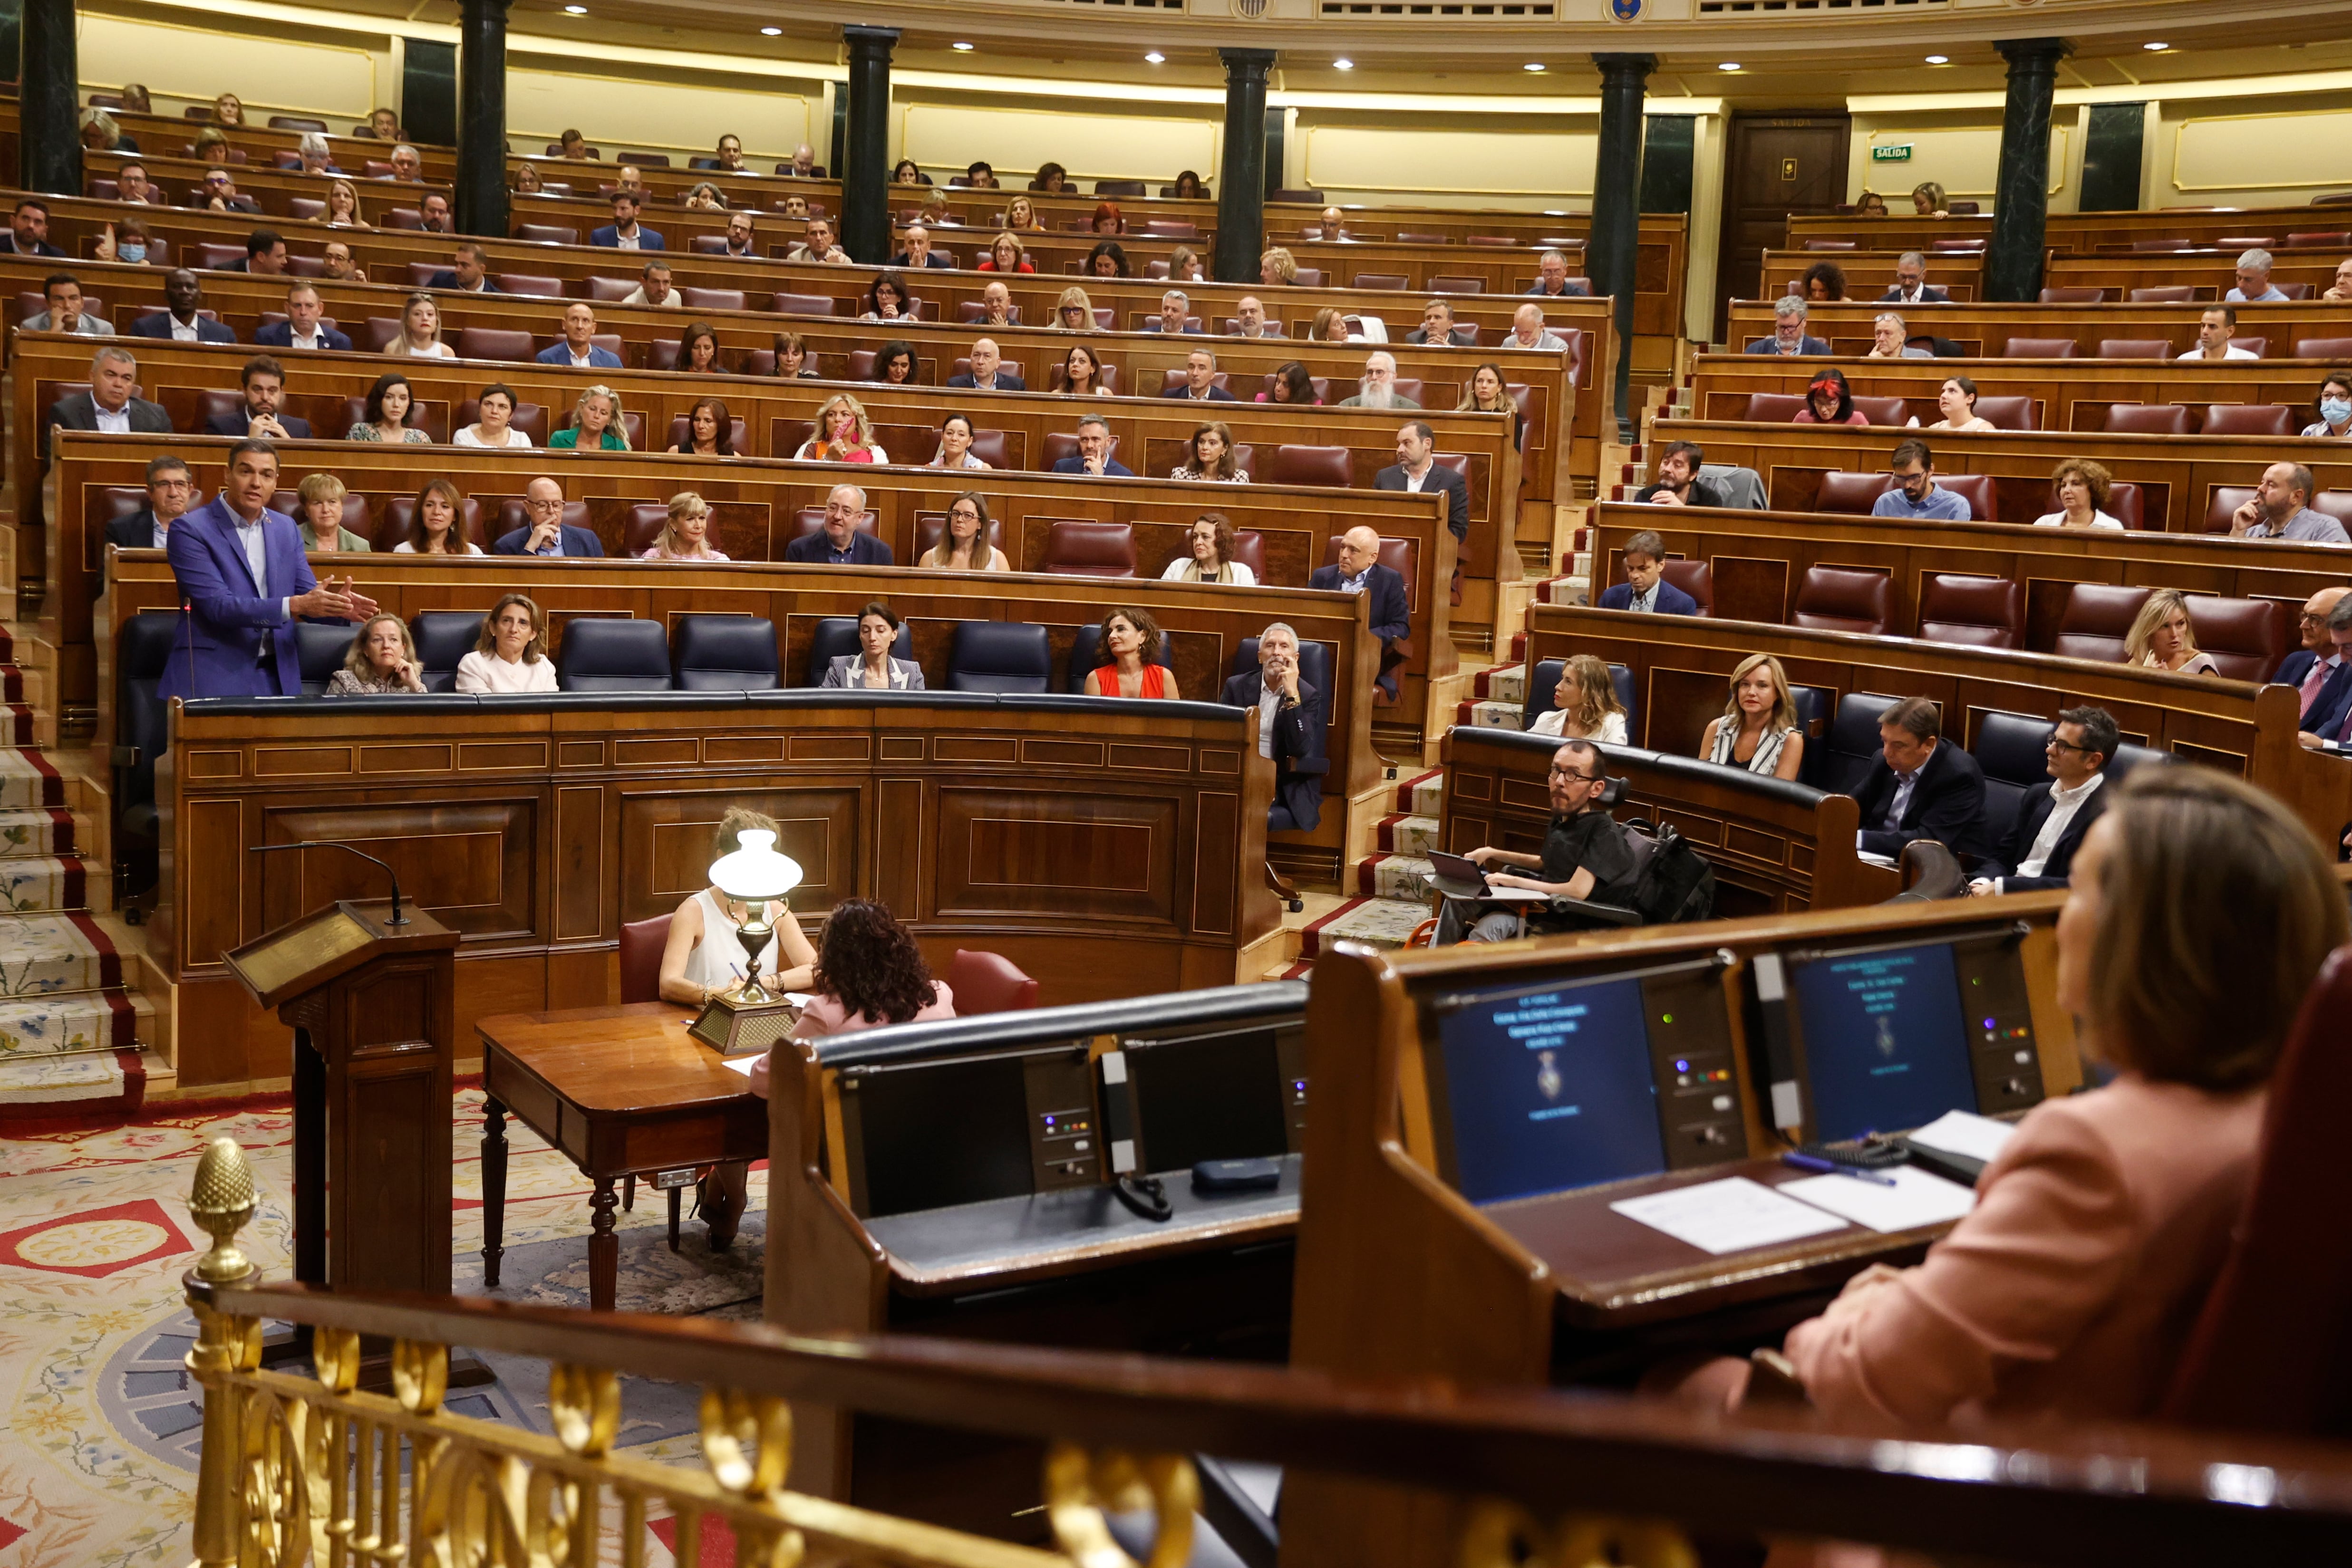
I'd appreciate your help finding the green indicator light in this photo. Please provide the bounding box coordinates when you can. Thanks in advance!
[1660,1013,1674,1025]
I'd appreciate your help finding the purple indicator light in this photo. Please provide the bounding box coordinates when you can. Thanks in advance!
[1982,1018,1995,1030]
[1674,1058,1690,1073]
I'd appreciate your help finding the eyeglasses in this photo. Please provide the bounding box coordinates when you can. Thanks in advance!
[1548,766,1601,782]
[2046,737,2097,755]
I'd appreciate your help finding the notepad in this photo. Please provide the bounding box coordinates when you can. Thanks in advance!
[1610,1176,1851,1256]
[1779,1164,1978,1234]
[721,1054,760,1078]
[1907,1109,2017,1165]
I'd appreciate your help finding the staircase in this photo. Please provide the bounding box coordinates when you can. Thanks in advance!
[0,613,161,1122]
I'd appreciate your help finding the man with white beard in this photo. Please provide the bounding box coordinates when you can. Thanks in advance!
[1336,351,1421,409]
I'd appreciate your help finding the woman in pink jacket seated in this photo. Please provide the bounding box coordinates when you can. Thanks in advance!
[1689,766,2342,1438]
[749,900,955,1097]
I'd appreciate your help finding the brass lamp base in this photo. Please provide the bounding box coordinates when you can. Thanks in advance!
[687,987,802,1058]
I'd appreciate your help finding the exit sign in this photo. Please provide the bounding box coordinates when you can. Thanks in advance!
[1873,144,1914,163]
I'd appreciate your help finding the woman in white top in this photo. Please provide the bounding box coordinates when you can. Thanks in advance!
[452,383,534,449]
[454,594,560,693]
[1055,344,1114,396]
[1160,512,1257,585]
[1170,421,1249,483]
[386,293,455,358]
[927,413,992,471]
[1529,654,1629,743]
[2127,588,2221,676]
[916,492,1010,572]
[2034,458,2127,530]
[1699,653,1805,781]
[390,478,484,555]
[1925,375,1995,433]
[657,806,815,1007]
[640,490,730,561]
[2302,371,2352,439]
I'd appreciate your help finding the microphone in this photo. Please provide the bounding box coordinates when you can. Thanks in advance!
[248,840,408,926]
[180,599,200,700]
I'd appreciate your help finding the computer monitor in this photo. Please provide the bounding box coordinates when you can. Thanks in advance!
[839,1049,1055,1218]
[1786,938,1983,1143]
[1125,1024,1293,1174]
[1425,971,1671,1206]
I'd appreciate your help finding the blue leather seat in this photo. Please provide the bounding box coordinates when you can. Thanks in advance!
[1071,625,1177,694]
[1232,638,1334,719]
[671,616,779,692]
[1789,684,1834,786]
[1971,711,2058,852]
[2106,741,2175,784]
[409,611,485,694]
[803,615,913,685]
[945,622,1052,694]
[295,620,357,695]
[555,619,673,693]
[113,611,184,908]
[1818,691,1910,796]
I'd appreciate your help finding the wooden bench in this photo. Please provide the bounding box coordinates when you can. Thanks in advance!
[1723,298,2352,360]
[1790,204,2352,257]
[1756,248,1984,303]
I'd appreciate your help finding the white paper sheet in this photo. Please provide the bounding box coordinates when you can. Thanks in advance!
[1907,1109,2017,1165]
[1779,1164,1977,1233]
[721,1054,760,1077]
[1610,1176,1851,1256]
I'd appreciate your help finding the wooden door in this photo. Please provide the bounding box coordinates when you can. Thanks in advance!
[1712,113,1851,342]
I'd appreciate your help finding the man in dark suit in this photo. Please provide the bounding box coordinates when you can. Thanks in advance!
[1405,299,1478,347]
[888,224,955,269]
[1,198,68,258]
[203,356,314,441]
[1849,696,1988,860]
[1048,415,1133,477]
[128,269,238,345]
[1162,346,1237,402]
[426,242,502,293]
[783,482,895,565]
[251,283,353,353]
[1309,526,1412,702]
[944,337,1025,392]
[1373,422,1468,540]
[106,454,198,555]
[1744,298,1832,357]
[2284,587,2352,744]
[1879,252,1951,305]
[1219,623,1326,832]
[1147,290,1204,335]
[1595,528,1701,616]
[45,344,173,461]
[494,477,605,557]
[590,192,664,250]
[157,439,374,701]
[1525,249,1589,298]
[220,229,290,276]
[1969,707,2116,895]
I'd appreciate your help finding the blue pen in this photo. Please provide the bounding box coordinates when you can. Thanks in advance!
[1782,1151,1900,1187]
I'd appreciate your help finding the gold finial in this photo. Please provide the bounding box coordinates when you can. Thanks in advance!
[188,1136,259,1285]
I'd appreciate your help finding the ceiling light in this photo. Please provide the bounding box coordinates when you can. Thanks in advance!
[2145,41,2169,50]
[563,4,585,12]
[1718,62,1741,71]
[1523,62,1546,72]
[1333,58,1354,71]
[952,40,974,51]
[1925,54,1949,65]
[760,26,782,36]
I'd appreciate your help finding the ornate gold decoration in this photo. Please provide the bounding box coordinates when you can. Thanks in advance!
[188,1136,259,1284]
[1044,1443,1198,1568]
[699,1386,795,1496]
[311,1326,361,1394]
[1459,1500,1700,1568]
[392,1338,448,1415]
[549,1363,621,1458]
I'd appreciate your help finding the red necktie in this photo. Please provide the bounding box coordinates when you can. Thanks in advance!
[2304,658,2333,707]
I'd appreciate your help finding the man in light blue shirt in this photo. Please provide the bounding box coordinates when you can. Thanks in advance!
[2230,462,2352,545]
[1870,438,1973,522]
[2225,248,2290,304]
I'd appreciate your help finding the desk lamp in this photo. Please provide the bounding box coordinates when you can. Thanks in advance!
[686,828,805,1057]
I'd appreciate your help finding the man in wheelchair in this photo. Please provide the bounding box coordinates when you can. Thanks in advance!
[1438,740,1649,944]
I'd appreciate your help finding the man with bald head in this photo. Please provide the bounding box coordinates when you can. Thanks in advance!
[1218,621,1326,831]
[1309,525,1413,702]
[1507,303,1568,352]
[493,476,604,557]
[946,338,1024,392]
[2283,587,2352,746]
[784,483,894,565]
[787,144,818,177]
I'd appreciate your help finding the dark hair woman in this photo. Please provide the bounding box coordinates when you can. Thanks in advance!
[350,372,429,443]
[1800,260,1848,302]
[1260,361,1321,405]
[872,339,917,385]
[783,900,956,1059]
[1793,367,1867,426]
[1086,240,1130,278]
[670,396,735,457]
[677,322,721,375]
[1031,162,1069,194]
[1172,170,1207,199]
[1083,606,1179,699]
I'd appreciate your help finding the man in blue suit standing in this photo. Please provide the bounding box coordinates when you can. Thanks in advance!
[2287,588,2352,746]
[783,483,895,565]
[1048,415,1133,476]
[590,191,663,250]
[251,284,353,352]
[1309,525,1413,703]
[1596,529,1701,616]
[493,477,606,557]
[127,269,238,344]
[157,440,371,701]
[536,303,625,370]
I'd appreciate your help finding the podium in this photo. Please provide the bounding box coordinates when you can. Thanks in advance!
[224,899,460,1297]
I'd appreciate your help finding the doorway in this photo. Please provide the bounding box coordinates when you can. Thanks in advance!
[1711,112,1851,343]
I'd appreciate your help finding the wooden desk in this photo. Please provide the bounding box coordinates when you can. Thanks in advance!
[84,149,449,221]
[1756,249,1983,302]
[8,101,459,181]
[476,1002,767,1312]
[1790,203,2352,257]
[2044,250,2350,302]
[1723,297,2352,361]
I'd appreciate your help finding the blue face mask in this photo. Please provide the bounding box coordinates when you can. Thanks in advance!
[117,243,146,264]
[2323,396,2352,427]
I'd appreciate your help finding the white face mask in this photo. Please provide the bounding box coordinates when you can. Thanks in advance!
[117,243,146,264]
[2322,396,2352,427]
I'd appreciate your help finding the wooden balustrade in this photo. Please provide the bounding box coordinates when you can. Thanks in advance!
[1723,298,2352,359]
[0,98,457,179]
[1789,203,2352,256]
[2042,250,2352,301]
[1756,248,1984,302]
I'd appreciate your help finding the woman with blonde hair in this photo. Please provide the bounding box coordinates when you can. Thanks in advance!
[456,595,555,693]
[1698,653,1804,780]
[1166,246,1205,284]
[513,162,545,196]
[794,394,888,463]
[658,806,816,1009]
[1911,180,1948,215]
[1052,286,1096,332]
[295,472,369,552]
[1170,422,1247,483]
[978,231,1034,274]
[392,479,481,556]
[548,385,630,451]
[1005,194,1044,232]
[327,614,426,695]
[918,493,1010,571]
[1530,655,1628,743]
[1311,307,1354,344]
[1084,606,1180,700]
[385,293,455,358]
[192,126,233,167]
[641,491,729,561]
[2126,588,2219,675]
[1160,513,1255,585]
[323,180,368,229]
[1259,247,1298,287]
[1457,362,1525,450]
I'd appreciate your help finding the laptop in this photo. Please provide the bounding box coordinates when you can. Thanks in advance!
[1425,850,1552,902]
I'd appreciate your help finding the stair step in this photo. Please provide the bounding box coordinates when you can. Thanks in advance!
[1471,666,1525,705]
[0,856,88,914]
[1455,700,1524,731]
[1394,767,1444,817]
[0,805,77,857]
[0,1041,153,1121]
[0,912,125,996]
[0,987,141,1058]
[1300,894,1430,957]
[1356,854,1432,901]
[1374,814,1440,857]
[0,748,64,809]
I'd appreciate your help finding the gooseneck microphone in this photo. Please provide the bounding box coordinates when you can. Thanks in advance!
[248,840,408,926]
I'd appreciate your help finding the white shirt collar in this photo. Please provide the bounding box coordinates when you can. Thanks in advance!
[2051,772,2104,807]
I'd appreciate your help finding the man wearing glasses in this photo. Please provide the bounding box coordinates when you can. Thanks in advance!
[1969,707,2116,896]
[2284,588,2352,745]
[1445,740,1641,942]
[492,477,604,557]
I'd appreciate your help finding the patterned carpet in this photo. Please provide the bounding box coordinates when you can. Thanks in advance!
[0,1084,768,1568]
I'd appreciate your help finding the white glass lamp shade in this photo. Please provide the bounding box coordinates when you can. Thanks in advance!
[707,829,803,902]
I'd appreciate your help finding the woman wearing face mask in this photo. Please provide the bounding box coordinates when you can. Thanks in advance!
[2301,372,2352,439]
[106,218,155,266]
